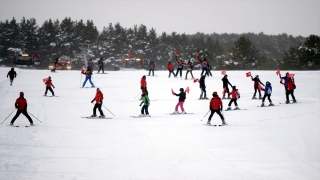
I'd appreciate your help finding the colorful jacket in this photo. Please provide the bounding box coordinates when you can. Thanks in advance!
[210,96,223,110]
[287,79,295,90]
[93,91,104,103]
[229,89,240,99]
[141,95,150,105]
[45,80,55,88]
[174,91,186,102]
[140,77,147,89]
[251,76,264,87]
[167,62,174,71]
[15,97,27,110]
[264,83,272,95]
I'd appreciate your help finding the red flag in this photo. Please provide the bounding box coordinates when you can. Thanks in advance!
[171,88,175,95]
[246,72,251,77]
[258,84,264,91]
[186,87,190,94]
[193,78,199,83]
[221,70,226,75]
[175,50,179,55]
[43,78,48,84]
[288,74,295,78]
[276,69,280,75]
[195,52,199,57]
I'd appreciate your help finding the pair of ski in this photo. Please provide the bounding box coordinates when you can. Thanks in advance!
[279,102,298,104]
[225,108,247,111]
[9,125,35,127]
[44,95,58,97]
[81,117,112,119]
[130,116,151,118]
[204,124,227,126]
[167,113,194,115]
[257,104,276,107]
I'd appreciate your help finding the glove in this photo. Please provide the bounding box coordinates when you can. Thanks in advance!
[238,95,240,98]
[140,102,143,106]
[15,105,18,109]
[100,100,102,104]
[91,100,94,103]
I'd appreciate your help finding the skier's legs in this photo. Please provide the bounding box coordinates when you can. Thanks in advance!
[97,104,104,116]
[45,87,49,95]
[253,86,258,97]
[201,69,205,76]
[289,90,296,101]
[144,105,149,115]
[175,68,179,76]
[175,102,180,111]
[22,110,33,123]
[267,95,272,102]
[216,110,224,120]
[190,71,194,78]
[93,104,98,116]
[228,99,234,106]
[88,77,94,86]
[285,90,290,102]
[262,94,267,102]
[179,69,182,77]
[148,69,151,76]
[185,71,189,79]
[48,87,54,96]
[82,78,89,87]
[10,110,22,124]
[208,110,215,121]
[200,87,204,98]
[234,99,238,106]
[179,101,185,111]
[10,78,14,85]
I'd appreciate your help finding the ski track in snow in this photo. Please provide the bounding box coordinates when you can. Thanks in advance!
[0,68,319,180]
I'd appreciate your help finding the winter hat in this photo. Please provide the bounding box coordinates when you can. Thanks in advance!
[48,76,51,79]
[20,92,24,96]
[266,81,270,85]
[255,75,259,77]
[142,75,146,78]
[179,88,184,92]
[212,91,218,96]
[232,86,236,89]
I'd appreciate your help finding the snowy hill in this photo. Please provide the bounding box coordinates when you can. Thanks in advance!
[0,67,319,180]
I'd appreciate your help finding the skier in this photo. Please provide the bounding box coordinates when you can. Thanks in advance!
[207,61,213,76]
[90,88,105,118]
[10,92,34,126]
[207,91,226,125]
[221,75,233,99]
[52,57,59,72]
[97,57,104,73]
[175,56,184,78]
[148,59,155,76]
[199,75,208,99]
[226,86,240,110]
[200,60,208,76]
[261,81,274,107]
[281,77,297,103]
[173,88,187,114]
[7,67,17,85]
[82,67,95,88]
[167,60,174,78]
[44,76,55,96]
[139,90,150,117]
[279,72,289,95]
[140,75,148,99]
[251,75,265,99]
[185,60,194,79]
[87,59,94,71]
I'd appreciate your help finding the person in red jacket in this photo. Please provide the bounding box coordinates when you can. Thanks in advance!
[167,61,174,78]
[226,86,240,110]
[281,77,297,103]
[140,75,148,99]
[44,76,55,96]
[90,88,105,118]
[207,91,226,125]
[10,92,34,126]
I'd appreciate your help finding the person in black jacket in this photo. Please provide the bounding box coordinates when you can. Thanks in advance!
[251,75,265,99]
[7,68,17,85]
[199,75,207,99]
[173,88,186,114]
[222,75,233,99]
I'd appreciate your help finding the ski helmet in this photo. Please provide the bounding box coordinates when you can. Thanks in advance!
[20,92,24,96]
[232,86,236,89]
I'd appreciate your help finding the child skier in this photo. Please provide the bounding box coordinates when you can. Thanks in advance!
[185,60,194,79]
[251,75,265,99]
[167,60,174,78]
[199,75,208,99]
[226,86,240,110]
[44,76,55,96]
[82,67,95,88]
[207,91,226,125]
[261,81,274,107]
[7,67,17,85]
[221,75,233,99]
[173,88,186,114]
[10,92,34,126]
[139,90,150,117]
[90,88,105,118]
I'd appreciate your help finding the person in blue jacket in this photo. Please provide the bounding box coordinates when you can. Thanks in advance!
[261,81,274,107]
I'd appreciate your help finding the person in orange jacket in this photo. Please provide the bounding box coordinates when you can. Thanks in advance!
[10,92,34,126]
[90,88,105,118]
[44,76,55,96]
[226,86,240,110]
[207,91,226,125]
[167,60,174,78]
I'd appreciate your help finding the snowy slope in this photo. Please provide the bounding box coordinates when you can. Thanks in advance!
[0,67,319,180]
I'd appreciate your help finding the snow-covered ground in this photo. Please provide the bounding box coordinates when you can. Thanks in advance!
[0,67,319,180]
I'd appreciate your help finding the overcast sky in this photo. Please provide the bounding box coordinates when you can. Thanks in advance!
[0,0,319,37]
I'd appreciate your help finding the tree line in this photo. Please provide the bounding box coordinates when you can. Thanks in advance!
[0,17,319,70]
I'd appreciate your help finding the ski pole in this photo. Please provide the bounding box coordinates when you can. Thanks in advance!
[28,112,42,123]
[103,105,115,116]
[201,110,210,121]
[1,109,16,124]
[134,91,141,99]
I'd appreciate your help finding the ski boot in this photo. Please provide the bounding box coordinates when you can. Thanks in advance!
[222,94,226,99]
[181,111,187,114]
[145,114,151,117]
[172,111,179,114]
[207,120,211,125]
[269,102,275,106]
[285,101,289,104]
[261,102,265,107]
[226,106,231,111]
[293,100,297,103]
[30,123,34,126]
[90,114,97,117]
[10,123,13,126]
[99,115,105,118]
[259,95,262,99]
[252,95,257,99]
[222,119,227,125]
[234,106,240,110]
